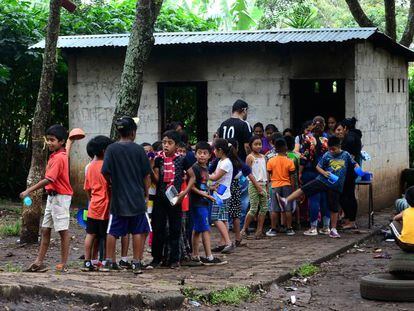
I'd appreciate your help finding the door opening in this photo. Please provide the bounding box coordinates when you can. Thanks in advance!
[158,82,208,144]
[290,79,345,133]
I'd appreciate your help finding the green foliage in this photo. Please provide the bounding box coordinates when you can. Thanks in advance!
[209,286,255,305]
[2,262,22,273]
[283,2,320,28]
[0,0,218,199]
[182,286,206,302]
[294,263,319,277]
[0,220,21,237]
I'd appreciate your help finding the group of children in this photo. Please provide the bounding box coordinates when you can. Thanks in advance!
[19,112,363,273]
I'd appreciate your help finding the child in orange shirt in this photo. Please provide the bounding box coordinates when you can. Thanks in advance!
[83,136,113,271]
[266,138,296,236]
[20,125,73,272]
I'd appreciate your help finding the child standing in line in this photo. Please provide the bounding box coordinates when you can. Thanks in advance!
[267,138,296,236]
[20,125,73,272]
[142,143,156,252]
[278,136,360,238]
[82,136,113,271]
[187,141,227,266]
[209,138,238,254]
[241,136,268,239]
[149,130,194,269]
[101,117,152,274]
[285,135,300,222]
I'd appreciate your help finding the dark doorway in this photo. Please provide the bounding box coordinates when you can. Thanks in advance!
[158,82,208,144]
[290,79,345,133]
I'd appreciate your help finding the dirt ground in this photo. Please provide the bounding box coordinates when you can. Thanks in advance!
[1,201,413,310]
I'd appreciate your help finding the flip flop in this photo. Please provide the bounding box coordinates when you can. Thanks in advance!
[24,263,48,273]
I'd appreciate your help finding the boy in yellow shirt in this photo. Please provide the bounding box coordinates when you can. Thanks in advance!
[390,186,414,252]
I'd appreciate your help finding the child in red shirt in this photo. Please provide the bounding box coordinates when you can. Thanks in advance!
[82,136,113,271]
[20,125,73,273]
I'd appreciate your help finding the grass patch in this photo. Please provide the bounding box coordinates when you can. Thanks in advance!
[294,263,319,277]
[209,286,255,305]
[2,262,22,272]
[0,220,21,237]
[182,287,205,303]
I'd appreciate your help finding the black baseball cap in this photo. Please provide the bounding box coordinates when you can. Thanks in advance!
[232,99,249,112]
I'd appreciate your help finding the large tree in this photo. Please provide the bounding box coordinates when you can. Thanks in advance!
[110,0,164,138]
[20,0,63,243]
[345,0,414,46]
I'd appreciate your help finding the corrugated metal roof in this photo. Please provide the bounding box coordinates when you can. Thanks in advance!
[29,27,414,59]
[30,28,378,49]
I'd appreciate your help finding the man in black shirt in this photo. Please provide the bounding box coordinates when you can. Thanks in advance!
[218,99,252,161]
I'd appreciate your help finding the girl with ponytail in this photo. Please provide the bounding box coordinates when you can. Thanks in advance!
[208,138,236,254]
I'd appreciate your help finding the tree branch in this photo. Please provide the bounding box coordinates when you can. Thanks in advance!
[400,0,414,47]
[384,0,397,40]
[344,0,375,27]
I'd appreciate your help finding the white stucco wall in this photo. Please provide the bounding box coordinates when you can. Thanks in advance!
[67,42,408,207]
[354,42,409,209]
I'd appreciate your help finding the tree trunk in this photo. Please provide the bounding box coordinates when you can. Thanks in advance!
[344,0,375,27]
[400,0,414,47]
[110,0,163,139]
[20,0,61,244]
[384,0,397,40]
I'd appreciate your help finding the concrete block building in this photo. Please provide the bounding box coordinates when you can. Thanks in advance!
[31,28,414,210]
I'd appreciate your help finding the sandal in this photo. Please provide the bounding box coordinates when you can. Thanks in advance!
[255,233,266,240]
[24,263,48,273]
[342,223,358,230]
[55,263,69,273]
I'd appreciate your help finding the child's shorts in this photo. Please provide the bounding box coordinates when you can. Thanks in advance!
[191,206,210,233]
[42,194,71,232]
[107,213,151,238]
[301,179,340,212]
[86,218,109,238]
[270,186,293,212]
[211,199,229,222]
[248,182,268,216]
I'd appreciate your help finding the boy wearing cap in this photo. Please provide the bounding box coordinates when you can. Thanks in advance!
[20,124,73,273]
[101,116,152,274]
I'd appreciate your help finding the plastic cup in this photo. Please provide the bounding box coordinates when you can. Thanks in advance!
[328,173,339,184]
[354,167,365,177]
[23,196,32,206]
[216,184,227,195]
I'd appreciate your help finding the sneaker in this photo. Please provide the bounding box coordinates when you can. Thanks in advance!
[329,228,341,239]
[170,262,180,269]
[131,261,143,275]
[303,228,318,236]
[221,243,235,254]
[319,227,331,235]
[119,259,132,270]
[286,228,295,236]
[200,257,228,266]
[266,229,277,237]
[81,260,96,272]
[145,260,161,270]
[183,257,203,267]
[101,261,123,272]
[211,245,226,252]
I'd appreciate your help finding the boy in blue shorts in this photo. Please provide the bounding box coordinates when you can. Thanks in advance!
[101,117,152,274]
[187,142,227,266]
